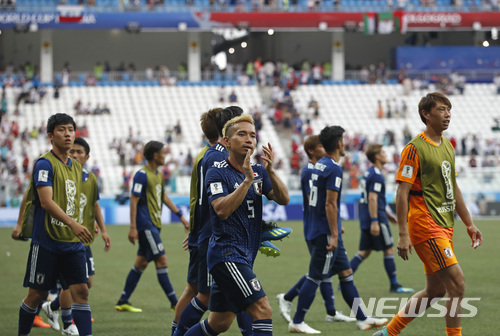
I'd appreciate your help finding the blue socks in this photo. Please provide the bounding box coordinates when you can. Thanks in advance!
[284,275,306,302]
[339,275,367,321]
[319,278,335,313]
[184,318,218,336]
[50,295,60,311]
[384,254,399,286]
[173,297,208,336]
[72,303,92,336]
[252,318,272,335]
[236,311,253,336]
[61,308,73,329]
[19,300,37,336]
[119,265,143,303]
[350,253,364,273]
[157,267,178,306]
[293,277,320,324]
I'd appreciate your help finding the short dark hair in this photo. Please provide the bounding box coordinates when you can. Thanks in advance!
[365,144,383,163]
[201,108,221,143]
[47,113,76,134]
[74,137,90,155]
[303,135,321,159]
[319,126,345,153]
[144,141,164,161]
[418,92,452,125]
[216,105,243,137]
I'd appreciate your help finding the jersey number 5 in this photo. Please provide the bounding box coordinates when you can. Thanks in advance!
[309,174,318,207]
[247,200,255,218]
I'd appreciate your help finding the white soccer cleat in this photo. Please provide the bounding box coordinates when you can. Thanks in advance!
[41,301,60,331]
[288,321,321,334]
[357,316,388,331]
[276,293,292,323]
[325,311,357,322]
[62,323,79,335]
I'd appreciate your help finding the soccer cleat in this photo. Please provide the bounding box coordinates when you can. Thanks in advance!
[33,315,51,328]
[357,317,388,331]
[276,293,293,323]
[372,326,390,336]
[390,285,415,294]
[261,221,293,241]
[115,301,143,312]
[325,311,356,322]
[62,323,79,335]
[288,321,321,334]
[258,241,281,257]
[41,301,60,331]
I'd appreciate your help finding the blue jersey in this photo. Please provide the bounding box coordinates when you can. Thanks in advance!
[32,153,84,253]
[206,160,272,270]
[198,142,228,244]
[307,156,343,242]
[359,166,388,230]
[301,161,315,238]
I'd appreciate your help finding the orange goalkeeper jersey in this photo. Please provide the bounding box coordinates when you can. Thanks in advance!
[396,132,454,245]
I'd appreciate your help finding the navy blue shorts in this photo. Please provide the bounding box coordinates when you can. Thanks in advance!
[23,243,88,291]
[308,235,351,280]
[85,246,95,276]
[209,262,266,313]
[138,230,165,262]
[187,245,198,284]
[359,223,394,252]
[197,239,212,294]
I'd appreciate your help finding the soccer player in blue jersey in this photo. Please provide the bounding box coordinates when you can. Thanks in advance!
[40,137,112,335]
[349,144,414,294]
[174,106,257,336]
[277,135,355,324]
[289,126,387,334]
[172,107,223,335]
[184,114,289,336]
[17,113,94,336]
[115,140,189,312]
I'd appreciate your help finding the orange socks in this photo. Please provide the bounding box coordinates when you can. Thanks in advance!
[446,327,462,336]
[386,312,414,336]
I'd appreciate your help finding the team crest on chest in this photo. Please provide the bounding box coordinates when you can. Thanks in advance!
[253,179,263,195]
[443,247,453,258]
[249,278,261,291]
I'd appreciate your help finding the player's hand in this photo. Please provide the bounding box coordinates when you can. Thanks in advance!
[101,231,111,251]
[326,235,338,252]
[128,227,138,245]
[370,221,380,237]
[261,142,274,171]
[242,150,254,181]
[181,216,189,233]
[71,223,93,245]
[341,226,345,234]
[182,235,189,251]
[397,234,412,261]
[94,222,100,235]
[467,224,482,249]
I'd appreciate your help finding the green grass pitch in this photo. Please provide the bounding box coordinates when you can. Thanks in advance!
[0,219,496,335]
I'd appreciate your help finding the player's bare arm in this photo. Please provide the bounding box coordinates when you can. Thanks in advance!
[262,143,290,206]
[325,189,339,251]
[211,151,254,220]
[455,182,483,249]
[129,194,140,245]
[163,193,189,232]
[95,201,111,251]
[37,185,93,244]
[395,181,412,260]
[368,191,380,237]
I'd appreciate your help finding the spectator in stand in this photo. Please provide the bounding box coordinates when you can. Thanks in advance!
[228,90,238,103]
[360,66,369,84]
[94,62,103,80]
[312,63,323,84]
[377,100,384,118]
